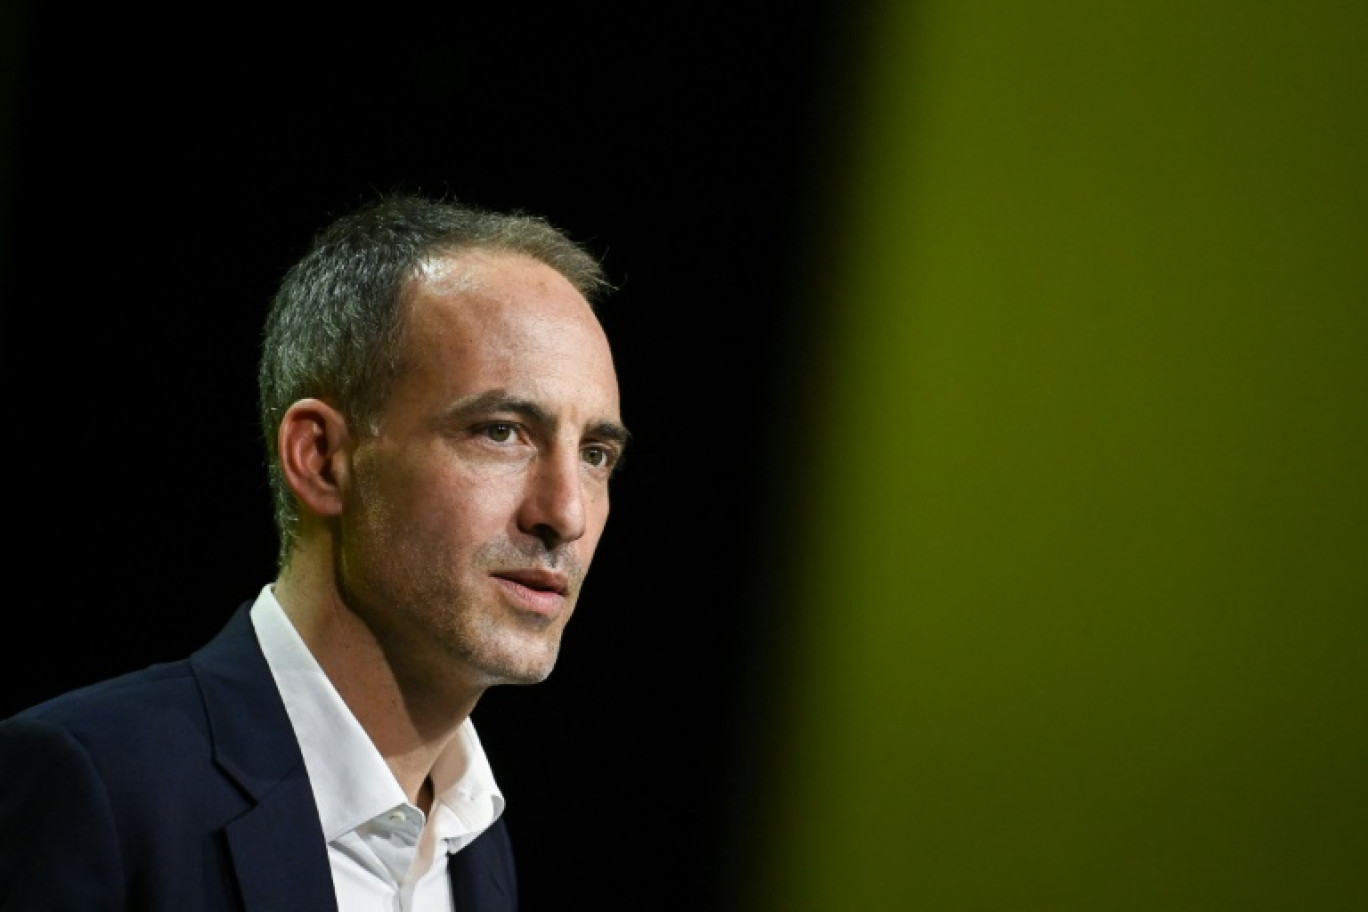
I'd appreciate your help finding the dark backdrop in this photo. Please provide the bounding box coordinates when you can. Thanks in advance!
[0,2,857,909]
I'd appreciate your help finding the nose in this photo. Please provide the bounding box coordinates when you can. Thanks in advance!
[518,449,588,552]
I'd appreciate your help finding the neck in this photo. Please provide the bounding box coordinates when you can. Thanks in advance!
[272,559,485,805]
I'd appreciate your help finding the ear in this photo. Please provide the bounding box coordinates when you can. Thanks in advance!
[277,398,353,519]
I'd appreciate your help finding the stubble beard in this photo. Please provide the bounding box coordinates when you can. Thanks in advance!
[430,537,586,688]
[339,506,588,691]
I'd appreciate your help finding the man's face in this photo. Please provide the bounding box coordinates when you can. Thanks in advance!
[337,249,625,692]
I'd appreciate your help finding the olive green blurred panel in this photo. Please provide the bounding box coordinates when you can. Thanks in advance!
[750,1,1368,910]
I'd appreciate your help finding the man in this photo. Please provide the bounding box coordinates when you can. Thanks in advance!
[0,193,628,911]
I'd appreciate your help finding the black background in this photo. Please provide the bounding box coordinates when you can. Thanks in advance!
[1,2,861,908]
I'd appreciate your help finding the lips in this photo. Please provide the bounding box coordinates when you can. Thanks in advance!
[491,567,572,618]
[493,567,569,596]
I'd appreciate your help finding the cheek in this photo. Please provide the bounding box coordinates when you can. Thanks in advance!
[357,443,537,546]
[352,449,473,542]
[408,465,524,544]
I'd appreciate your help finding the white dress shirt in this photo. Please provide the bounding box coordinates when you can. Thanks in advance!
[250,585,505,912]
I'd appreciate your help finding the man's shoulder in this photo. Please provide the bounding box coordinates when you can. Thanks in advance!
[2,658,206,755]
[1,602,260,749]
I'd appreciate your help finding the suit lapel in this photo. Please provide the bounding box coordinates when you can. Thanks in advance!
[223,775,336,911]
[448,817,518,912]
[192,604,338,912]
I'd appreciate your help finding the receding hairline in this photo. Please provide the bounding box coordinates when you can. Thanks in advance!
[406,244,601,311]
[422,211,611,305]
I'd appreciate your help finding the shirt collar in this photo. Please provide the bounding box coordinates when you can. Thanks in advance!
[249,584,505,849]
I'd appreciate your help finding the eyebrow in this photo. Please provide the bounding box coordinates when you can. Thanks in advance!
[447,390,631,448]
[589,420,632,449]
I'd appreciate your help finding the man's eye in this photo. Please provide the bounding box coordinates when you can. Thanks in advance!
[583,446,614,469]
[485,423,516,443]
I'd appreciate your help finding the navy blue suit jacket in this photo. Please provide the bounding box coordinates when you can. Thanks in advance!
[0,603,518,911]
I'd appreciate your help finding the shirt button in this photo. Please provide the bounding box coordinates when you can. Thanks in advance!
[388,810,406,824]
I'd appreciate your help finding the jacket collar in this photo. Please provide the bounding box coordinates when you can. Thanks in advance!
[191,602,338,911]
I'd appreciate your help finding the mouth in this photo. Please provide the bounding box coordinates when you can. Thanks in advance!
[493,567,569,595]
[491,567,571,617]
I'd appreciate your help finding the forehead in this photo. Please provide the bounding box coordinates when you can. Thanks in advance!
[412,249,590,332]
[398,249,621,415]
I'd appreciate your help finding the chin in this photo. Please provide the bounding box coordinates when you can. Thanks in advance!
[502,668,554,687]
[481,641,561,686]
[485,661,556,687]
